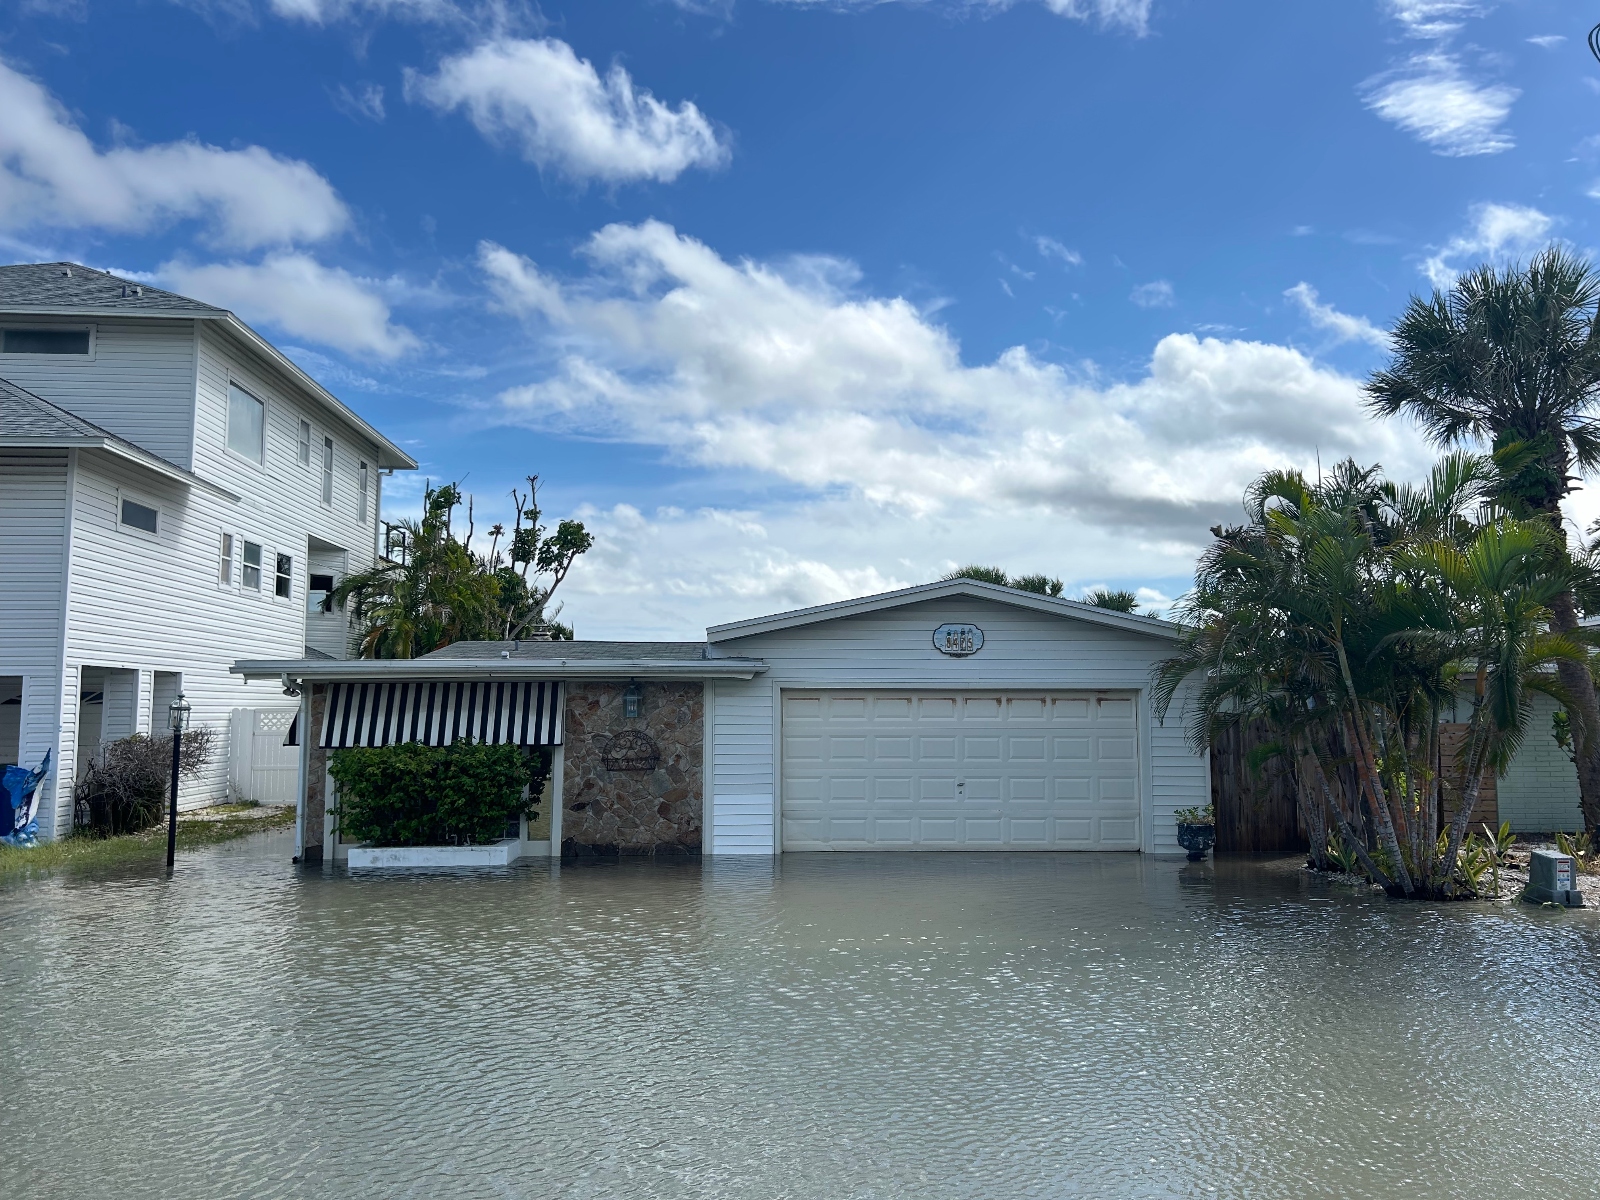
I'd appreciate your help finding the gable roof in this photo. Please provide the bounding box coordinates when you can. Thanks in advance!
[705,578,1182,643]
[0,374,239,500]
[0,262,225,315]
[0,261,416,471]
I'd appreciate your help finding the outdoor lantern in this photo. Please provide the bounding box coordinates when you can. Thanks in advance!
[165,693,190,875]
[623,679,643,720]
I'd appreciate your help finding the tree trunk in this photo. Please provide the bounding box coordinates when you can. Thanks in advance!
[1549,590,1600,837]
[1308,753,1394,889]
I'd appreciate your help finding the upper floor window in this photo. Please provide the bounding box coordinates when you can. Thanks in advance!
[275,554,293,599]
[358,461,370,523]
[2,327,91,355]
[308,573,336,615]
[321,436,334,505]
[119,497,158,535]
[227,384,264,464]
[218,533,234,585]
[298,420,312,466]
[242,541,263,591]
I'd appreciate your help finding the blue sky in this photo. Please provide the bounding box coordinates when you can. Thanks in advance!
[2,0,1596,636]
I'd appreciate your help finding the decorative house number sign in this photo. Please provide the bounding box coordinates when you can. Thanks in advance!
[933,623,984,657]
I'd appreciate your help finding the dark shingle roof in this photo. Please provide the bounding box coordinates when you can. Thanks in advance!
[0,374,237,498]
[0,374,106,439]
[423,640,710,662]
[0,262,224,316]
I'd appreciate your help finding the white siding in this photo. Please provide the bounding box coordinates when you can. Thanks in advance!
[0,451,69,799]
[0,316,198,467]
[13,323,391,835]
[705,596,1207,855]
[1498,693,1584,833]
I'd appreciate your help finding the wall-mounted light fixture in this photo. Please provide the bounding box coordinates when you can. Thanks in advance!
[623,679,643,719]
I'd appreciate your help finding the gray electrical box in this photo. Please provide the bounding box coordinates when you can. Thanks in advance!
[1525,849,1586,907]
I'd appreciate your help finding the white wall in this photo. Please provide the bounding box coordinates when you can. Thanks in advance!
[11,320,391,835]
[0,450,69,801]
[704,596,1206,855]
[0,316,198,467]
[1498,693,1584,833]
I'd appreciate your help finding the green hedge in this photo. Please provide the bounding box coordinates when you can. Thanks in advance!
[328,741,550,848]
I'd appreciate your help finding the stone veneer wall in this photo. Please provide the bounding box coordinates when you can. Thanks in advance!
[562,681,704,857]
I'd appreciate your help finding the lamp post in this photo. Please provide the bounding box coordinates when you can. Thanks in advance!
[166,694,191,875]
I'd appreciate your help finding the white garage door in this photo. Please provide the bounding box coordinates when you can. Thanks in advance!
[781,691,1141,850]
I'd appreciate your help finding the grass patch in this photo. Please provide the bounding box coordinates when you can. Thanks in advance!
[0,805,295,880]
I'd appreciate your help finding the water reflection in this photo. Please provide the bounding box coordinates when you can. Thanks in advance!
[3,836,1597,1199]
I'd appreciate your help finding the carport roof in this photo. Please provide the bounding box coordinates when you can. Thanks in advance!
[704,578,1183,642]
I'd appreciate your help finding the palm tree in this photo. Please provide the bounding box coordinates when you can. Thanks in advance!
[1155,456,1578,897]
[1083,587,1139,613]
[1364,246,1600,836]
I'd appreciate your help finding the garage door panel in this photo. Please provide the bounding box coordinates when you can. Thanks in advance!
[781,690,1142,851]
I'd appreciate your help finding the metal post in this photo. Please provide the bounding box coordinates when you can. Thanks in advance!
[166,721,180,875]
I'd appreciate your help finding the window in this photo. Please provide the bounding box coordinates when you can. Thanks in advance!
[227,383,264,463]
[119,498,158,535]
[3,328,90,355]
[275,554,293,599]
[242,541,262,591]
[321,437,334,505]
[358,461,369,523]
[218,533,234,585]
[308,573,336,615]
[298,420,312,466]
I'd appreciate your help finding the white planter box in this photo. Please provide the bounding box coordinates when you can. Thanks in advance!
[346,839,526,869]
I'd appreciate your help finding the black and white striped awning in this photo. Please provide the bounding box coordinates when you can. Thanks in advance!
[317,680,563,749]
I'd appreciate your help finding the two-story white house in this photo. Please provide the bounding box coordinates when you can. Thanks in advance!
[0,261,416,837]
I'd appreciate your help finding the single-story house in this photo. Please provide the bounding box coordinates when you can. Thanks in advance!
[233,578,1211,860]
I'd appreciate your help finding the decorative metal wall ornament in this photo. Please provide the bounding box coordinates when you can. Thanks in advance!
[932,623,984,657]
[599,729,662,772]
[1591,22,1600,64]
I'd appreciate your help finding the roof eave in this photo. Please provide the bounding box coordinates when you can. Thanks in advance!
[0,303,419,471]
[0,435,242,501]
[705,579,1181,643]
[231,658,769,683]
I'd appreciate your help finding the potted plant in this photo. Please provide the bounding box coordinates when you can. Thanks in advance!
[1174,804,1215,861]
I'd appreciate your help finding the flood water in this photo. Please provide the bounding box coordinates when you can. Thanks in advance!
[3,833,1599,1199]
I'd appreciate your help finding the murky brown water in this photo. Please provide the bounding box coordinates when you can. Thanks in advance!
[3,833,1598,1199]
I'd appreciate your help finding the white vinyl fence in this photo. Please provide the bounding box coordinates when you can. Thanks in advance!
[229,708,300,805]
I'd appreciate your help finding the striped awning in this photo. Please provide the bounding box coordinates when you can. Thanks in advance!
[318,680,563,749]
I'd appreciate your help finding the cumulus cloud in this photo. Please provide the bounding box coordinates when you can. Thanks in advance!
[163,254,420,358]
[1361,53,1517,157]
[1420,202,1553,287]
[1283,282,1391,350]
[475,222,1427,551]
[0,57,347,248]
[407,38,729,184]
[1130,280,1174,308]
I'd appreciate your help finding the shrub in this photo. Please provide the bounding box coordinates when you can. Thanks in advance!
[328,740,550,847]
[1174,804,1214,825]
[74,729,215,837]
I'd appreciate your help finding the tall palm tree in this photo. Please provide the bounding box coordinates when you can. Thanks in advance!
[1155,456,1577,897]
[1364,246,1600,837]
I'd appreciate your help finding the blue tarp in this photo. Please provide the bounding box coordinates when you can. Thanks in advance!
[1,750,52,848]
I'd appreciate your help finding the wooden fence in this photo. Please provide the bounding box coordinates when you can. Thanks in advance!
[1209,720,1498,854]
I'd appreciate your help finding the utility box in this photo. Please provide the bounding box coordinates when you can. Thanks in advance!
[1525,849,1585,907]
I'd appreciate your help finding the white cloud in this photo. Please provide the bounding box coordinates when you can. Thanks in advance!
[1034,235,1082,266]
[1420,202,1553,287]
[1283,282,1391,350]
[332,82,386,121]
[1361,51,1517,156]
[0,57,347,248]
[711,1,1151,35]
[1526,35,1566,49]
[1130,279,1174,308]
[162,254,420,358]
[406,37,729,185]
[1035,0,1152,33]
[267,0,462,20]
[475,222,1428,553]
[1386,1,1482,38]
